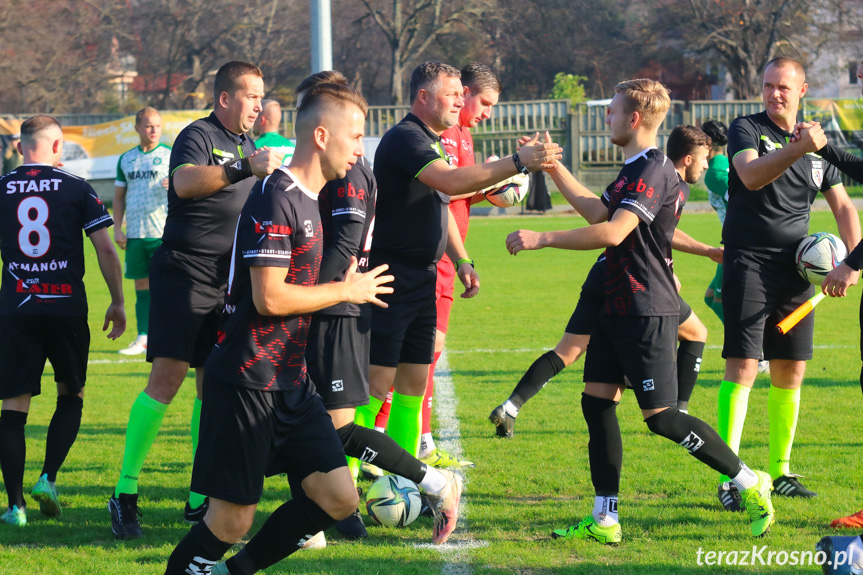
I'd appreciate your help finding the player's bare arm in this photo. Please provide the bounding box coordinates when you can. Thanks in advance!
[444,209,480,298]
[820,184,862,297]
[507,209,640,255]
[545,161,607,224]
[172,149,280,200]
[419,138,562,197]
[112,184,127,249]
[733,123,827,191]
[250,258,393,316]
[90,227,126,339]
[672,229,723,263]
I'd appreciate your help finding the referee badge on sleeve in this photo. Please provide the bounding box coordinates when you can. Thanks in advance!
[811,160,824,188]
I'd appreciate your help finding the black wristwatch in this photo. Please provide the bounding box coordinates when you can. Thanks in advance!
[512,152,529,175]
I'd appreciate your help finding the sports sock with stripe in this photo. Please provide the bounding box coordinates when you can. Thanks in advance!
[676,340,705,412]
[768,385,800,479]
[374,388,393,431]
[0,410,27,509]
[135,289,150,336]
[336,422,424,484]
[418,354,439,459]
[386,392,423,457]
[351,395,384,479]
[115,391,167,496]
[592,495,619,527]
[717,380,750,483]
[42,395,83,482]
[510,350,565,409]
[188,397,206,509]
[164,519,232,575]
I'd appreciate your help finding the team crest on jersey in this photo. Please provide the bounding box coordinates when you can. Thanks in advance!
[762,138,777,153]
[153,157,162,165]
[811,160,824,188]
[26,168,40,177]
[303,219,314,237]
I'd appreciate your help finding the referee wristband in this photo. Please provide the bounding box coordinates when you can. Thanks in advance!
[456,258,475,268]
[224,157,253,184]
[512,152,529,175]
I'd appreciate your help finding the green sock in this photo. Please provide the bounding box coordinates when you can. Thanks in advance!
[710,300,724,323]
[115,392,168,496]
[135,289,150,335]
[717,380,750,483]
[188,398,206,508]
[768,386,800,480]
[349,396,384,480]
[386,392,423,457]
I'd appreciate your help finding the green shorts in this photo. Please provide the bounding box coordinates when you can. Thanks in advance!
[124,238,161,280]
[708,263,723,296]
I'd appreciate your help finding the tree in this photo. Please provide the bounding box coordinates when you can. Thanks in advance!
[354,0,490,104]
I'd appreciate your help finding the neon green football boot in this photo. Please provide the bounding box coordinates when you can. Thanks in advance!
[1,505,27,526]
[32,473,61,517]
[420,447,475,470]
[740,470,775,537]
[552,515,621,545]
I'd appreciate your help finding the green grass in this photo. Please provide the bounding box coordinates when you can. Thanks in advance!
[2,212,862,573]
[548,185,863,206]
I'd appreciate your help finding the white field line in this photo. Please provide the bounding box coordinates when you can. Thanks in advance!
[448,344,856,354]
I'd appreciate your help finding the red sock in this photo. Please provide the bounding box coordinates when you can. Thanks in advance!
[422,351,441,435]
[375,388,393,430]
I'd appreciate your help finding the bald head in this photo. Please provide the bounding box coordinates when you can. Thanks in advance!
[19,115,64,165]
[253,99,283,136]
[764,57,806,83]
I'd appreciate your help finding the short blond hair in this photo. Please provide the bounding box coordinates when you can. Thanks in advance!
[614,79,671,130]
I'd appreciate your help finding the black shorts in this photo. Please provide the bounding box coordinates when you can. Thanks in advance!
[583,315,679,410]
[565,259,692,336]
[722,247,814,361]
[369,261,437,367]
[0,315,89,399]
[191,373,347,505]
[146,245,226,367]
[306,314,371,410]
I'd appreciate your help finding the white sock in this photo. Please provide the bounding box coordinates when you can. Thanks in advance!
[730,464,759,491]
[592,495,619,527]
[503,399,519,418]
[373,426,385,433]
[418,467,447,494]
[418,433,435,459]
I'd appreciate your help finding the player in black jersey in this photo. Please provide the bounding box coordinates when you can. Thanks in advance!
[506,80,775,542]
[717,57,860,507]
[164,82,394,575]
[0,116,125,527]
[362,61,562,468]
[109,62,283,539]
[489,125,717,437]
[293,71,463,547]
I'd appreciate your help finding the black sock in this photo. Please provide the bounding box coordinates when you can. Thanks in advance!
[164,517,233,575]
[337,422,425,484]
[0,410,27,509]
[226,493,335,574]
[859,364,863,397]
[644,408,742,478]
[42,395,83,482]
[676,341,705,412]
[510,351,566,409]
[581,394,622,496]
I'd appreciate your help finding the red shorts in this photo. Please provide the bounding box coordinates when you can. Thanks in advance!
[435,256,456,333]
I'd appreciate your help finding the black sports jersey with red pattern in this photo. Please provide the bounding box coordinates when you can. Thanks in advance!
[206,167,322,391]
[0,164,112,316]
[600,148,681,317]
[317,156,376,317]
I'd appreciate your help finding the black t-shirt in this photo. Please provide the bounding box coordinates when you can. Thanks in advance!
[724,111,841,254]
[0,165,112,315]
[373,113,450,267]
[206,167,323,391]
[600,148,681,317]
[816,144,863,270]
[162,113,258,259]
[316,156,377,317]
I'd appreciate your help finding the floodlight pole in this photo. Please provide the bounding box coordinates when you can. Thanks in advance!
[310,0,333,73]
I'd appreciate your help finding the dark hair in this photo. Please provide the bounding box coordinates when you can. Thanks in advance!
[409,61,460,104]
[461,62,501,95]
[666,124,712,163]
[212,61,263,103]
[20,115,62,145]
[135,107,160,126]
[296,70,349,97]
[701,119,728,147]
[764,56,806,82]
[297,82,368,120]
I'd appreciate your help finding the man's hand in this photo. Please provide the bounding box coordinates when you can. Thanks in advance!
[114,229,127,250]
[457,262,480,298]
[706,246,724,264]
[517,132,563,171]
[160,177,169,190]
[249,148,282,179]
[821,262,859,297]
[506,229,545,255]
[673,273,682,293]
[103,302,126,339]
[343,257,394,307]
[789,122,827,154]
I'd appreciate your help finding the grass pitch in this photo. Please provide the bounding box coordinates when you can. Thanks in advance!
[1,211,861,574]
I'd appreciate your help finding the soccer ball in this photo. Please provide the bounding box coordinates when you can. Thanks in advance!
[365,475,422,528]
[795,232,847,285]
[484,172,530,208]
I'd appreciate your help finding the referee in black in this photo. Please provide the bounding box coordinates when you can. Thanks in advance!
[110,61,282,539]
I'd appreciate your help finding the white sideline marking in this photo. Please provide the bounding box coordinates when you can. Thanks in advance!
[412,349,487,573]
[448,344,856,354]
[88,358,145,365]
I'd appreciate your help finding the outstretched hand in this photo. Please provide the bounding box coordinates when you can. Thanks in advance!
[506,229,544,255]
[343,257,394,307]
